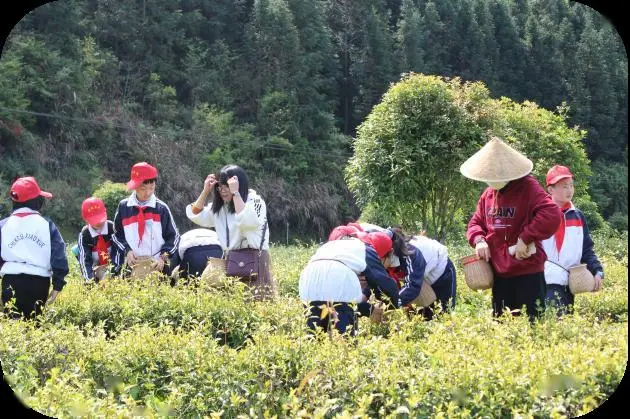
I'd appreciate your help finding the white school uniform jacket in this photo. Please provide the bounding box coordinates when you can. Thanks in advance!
[186,189,269,251]
[177,228,222,259]
[299,238,401,306]
[542,203,603,286]
[112,193,180,261]
[0,208,69,291]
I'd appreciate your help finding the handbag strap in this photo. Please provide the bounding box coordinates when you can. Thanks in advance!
[259,220,267,250]
[546,258,570,273]
[225,210,230,248]
[225,208,268,252]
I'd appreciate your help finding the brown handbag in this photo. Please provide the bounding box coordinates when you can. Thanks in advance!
[225,217,267,280]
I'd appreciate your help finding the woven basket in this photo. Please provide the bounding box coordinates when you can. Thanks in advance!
[568,264,595,294]
[370,302,386,324]
[201,257,227,286]
[411,282,437,307]
[460,254,494,290]
[94,265,109,282]
[130,256,156,280]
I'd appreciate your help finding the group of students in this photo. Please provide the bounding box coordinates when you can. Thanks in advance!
[0,136,604,332]
[299,222,458,335]
[300,137,604,336]
[0,163,274,319]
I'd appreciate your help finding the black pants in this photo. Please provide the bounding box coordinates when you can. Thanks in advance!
[306,301,358,336]
[492,271,546,321]
[546,284,575,316]
[1,274,50,320]
[180,245,224,278]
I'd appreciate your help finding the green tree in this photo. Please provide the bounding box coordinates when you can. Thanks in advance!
[345,74,486,240]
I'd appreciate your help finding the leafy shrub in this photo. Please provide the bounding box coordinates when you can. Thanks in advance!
[92,181,129,220]
[0,243,626,417]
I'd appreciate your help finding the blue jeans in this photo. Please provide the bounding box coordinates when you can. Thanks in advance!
[545,284,575,316]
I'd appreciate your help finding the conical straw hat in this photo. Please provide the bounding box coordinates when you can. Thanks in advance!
[460,137,533,182]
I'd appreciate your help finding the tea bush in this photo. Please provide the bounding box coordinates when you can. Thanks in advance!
[0,235,627,417]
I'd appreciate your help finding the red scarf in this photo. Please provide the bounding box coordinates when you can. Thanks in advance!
[387,267,406,289]
[95,235,110,265]
[553,202,572,253]
[136,206,147,245]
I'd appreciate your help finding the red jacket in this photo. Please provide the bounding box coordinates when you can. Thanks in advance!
[466,175,562,277]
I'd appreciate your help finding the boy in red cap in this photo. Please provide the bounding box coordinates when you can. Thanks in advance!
[77,197,122,283]
[542,165,604,315]
[0,177,69,319]
[112,162,180,277]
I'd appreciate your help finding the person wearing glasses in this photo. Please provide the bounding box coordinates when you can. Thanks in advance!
[186,164,275,300]
[112,162,180,276]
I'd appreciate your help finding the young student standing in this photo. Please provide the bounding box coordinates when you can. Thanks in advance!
[0,177,69,319]
[77,197,122,282]
[542,165,604,315]
[112,162,180,276]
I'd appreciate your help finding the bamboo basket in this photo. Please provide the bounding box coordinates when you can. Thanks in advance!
[94,265,109,282]
[568,264,596,294]
[370,302,386,324]
[130,256,156,280]
[460,254,494,290]
[201,257,227,287]
[411,281,437,307]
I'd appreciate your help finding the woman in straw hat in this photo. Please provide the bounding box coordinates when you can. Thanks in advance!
[461,137,562,321]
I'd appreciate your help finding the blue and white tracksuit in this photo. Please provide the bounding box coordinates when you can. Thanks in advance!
[542,204,603,310]
[0,208,69,317]
[77,221,123,281]
[397,236,457,311]
[112,193,180,263]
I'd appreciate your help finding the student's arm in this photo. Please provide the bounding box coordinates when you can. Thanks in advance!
[159,203,180,257]
[112,203,132,256]
[235,194,266,233]
[49,221,69,292]
[519,178,563,244]
[466,193,488,247]
[361,246,401,308]
[398,247,427,306]
[78,228,94,281]
[578,211,604,277]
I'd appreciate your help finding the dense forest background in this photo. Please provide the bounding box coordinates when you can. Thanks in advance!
[0,0,626,241]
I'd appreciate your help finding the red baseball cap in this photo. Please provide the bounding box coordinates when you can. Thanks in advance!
[81,197,107,226]
[546,165,573,186]
[328,225,359,241]
[366,231,393,259]
[126,162,158,190]
[9,177,53,202]
[347,222,365,233]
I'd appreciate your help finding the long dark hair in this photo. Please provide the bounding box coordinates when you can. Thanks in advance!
[389,226,411,260]
[211,164,250,214]
[12,196,44,212]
